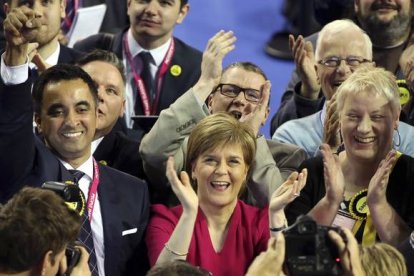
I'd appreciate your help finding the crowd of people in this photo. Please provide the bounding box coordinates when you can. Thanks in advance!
[1,0,414,275]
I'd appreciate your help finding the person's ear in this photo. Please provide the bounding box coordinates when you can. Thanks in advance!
[4,2,10,14]
[60,0,66,19]
[40,250,55,276]
[354,0,360,13]
[191,162,196,180]
[120,98,126,118]
[207,93,215,113]
[35,113,43,133]
[176,4,190,24]
[315,64,321,84]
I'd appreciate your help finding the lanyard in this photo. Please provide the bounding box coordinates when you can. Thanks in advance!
[86,158,100,221]
[123,33,175,115]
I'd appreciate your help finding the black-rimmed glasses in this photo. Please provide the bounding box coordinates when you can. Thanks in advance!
[216,83,262,103]
[317,56,372,68]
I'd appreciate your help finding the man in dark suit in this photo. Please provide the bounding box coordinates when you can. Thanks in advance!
[0,25,150,275]
[76,49,148,184]
[74,0,202,136]
[2,0,83,72]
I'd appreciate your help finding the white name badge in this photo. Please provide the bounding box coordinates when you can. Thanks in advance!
[332,210,356,230]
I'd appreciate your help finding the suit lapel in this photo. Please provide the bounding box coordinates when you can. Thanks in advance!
[93,131,117,166]
[97,165,122,275]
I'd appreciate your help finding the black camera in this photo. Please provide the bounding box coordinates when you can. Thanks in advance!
[65,244,81,276]
[283,215,343,276]
[41,181,84,275]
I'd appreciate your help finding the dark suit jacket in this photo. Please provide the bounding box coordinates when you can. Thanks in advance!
[58,44,84,64]
[94,130,145,179]
[74,31,202,117]
[0,79,150,276]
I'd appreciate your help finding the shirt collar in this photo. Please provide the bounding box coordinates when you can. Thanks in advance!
[60,154,94,181]
[92,136,104,153]
[320,102,327,125]
[127,28,172,67]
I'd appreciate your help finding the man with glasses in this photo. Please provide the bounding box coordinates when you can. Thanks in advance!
[140,30,306,207]
[272,19,414,158]
[271,0,414,134]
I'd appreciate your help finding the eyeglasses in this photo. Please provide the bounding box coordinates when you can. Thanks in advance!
[318,56,372,68]
[216,83,262,103]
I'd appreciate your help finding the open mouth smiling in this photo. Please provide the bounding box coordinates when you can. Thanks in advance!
[229,110,242,120]
[354,136,376,144]
[62,131,83,138]
[210,181,230,191]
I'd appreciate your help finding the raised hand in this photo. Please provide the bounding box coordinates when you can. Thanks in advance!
[290,34,320,99]
[323,92,341,151]
[3,6,42,66]
[194,30,236,103]
[320,143,345,204]
[367,150,397,206]
[166,156,198,213]
[269,169,307,214]
[199,30,236,85]
[240,80,271,136]
[3,6,41,47]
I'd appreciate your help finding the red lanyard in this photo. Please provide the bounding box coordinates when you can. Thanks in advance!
[86,158,100,221]
[123,33,175,115]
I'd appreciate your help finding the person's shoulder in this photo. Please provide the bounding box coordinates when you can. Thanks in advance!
[173,37,202,57]
[59,44,85,63]
[299,154,323,170]
[150,204,183,221]
[396,153,414,167]
[266,138,305,153]
[73,31,121,52]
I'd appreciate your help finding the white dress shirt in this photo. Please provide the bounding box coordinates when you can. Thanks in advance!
[123,28,172,127]
[0,42,60,84]
[60,155,106,276]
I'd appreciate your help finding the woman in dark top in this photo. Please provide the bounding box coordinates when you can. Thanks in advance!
[286,66,414,246]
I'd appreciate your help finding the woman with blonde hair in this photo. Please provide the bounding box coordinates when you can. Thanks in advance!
[286,66,414,246]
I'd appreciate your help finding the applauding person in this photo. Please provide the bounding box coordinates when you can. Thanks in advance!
[286,66,414,246]
[146,113,306,276]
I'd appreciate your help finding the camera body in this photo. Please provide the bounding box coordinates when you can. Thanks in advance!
[41,181,83,275]
[283,215,342,276]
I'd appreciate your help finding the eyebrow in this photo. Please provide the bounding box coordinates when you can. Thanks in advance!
[46,101,92,111]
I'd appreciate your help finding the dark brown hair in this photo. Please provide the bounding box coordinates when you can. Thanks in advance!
[0,187,81,273]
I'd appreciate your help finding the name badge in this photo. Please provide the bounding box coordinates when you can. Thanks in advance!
[332,209,356,230]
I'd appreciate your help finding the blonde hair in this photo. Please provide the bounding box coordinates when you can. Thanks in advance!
[185,112,256,188]
[315,19,372,61]
[336,66,401,119]
[359,243,407,276]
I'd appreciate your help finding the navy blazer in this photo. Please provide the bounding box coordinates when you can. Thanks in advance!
[0,79,150,275]
[58,44,84,64]
[74,30,202,116]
